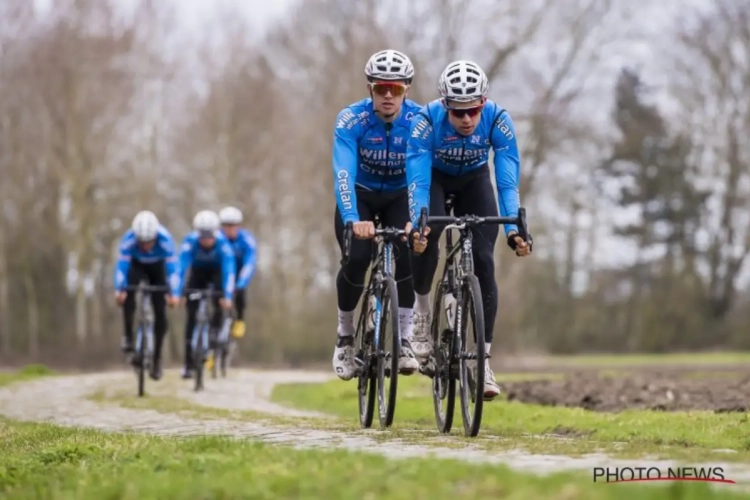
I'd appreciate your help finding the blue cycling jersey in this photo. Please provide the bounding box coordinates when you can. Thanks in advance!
[114,226,180,295]
[406,99,521,235]
[332,98,423,224]
[222,228,257,290]
[176,230,236,300]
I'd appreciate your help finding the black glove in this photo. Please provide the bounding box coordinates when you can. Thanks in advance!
[507,232,533,254]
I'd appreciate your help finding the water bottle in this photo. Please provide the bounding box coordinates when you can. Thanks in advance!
[367,294,377,331]
[443,293,456,327]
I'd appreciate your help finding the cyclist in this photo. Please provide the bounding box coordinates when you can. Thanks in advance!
[218,206,257,337]
[404,60,532,400]
[331,49,422,381]
[114,210,180,381]
[175,210,236,379]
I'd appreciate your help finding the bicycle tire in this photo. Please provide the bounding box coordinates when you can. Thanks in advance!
[458,273,486,437]
[376,276,400,429]
[356,292,376,428]
[137,323,146,398]
[194,323,206,392]
[431,278,456,433]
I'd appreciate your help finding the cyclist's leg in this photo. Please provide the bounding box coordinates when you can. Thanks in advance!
[144,261,168,378]
[453,166,501,397]
[183,267,206,376]
[409,172,449,359]
[382,190,419,373]
[332,193,374,380]
[232,261,246,338]
[209,265,224,334]
[122,260,145,352]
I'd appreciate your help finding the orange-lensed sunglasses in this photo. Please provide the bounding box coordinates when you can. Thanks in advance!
[370,82,407,97]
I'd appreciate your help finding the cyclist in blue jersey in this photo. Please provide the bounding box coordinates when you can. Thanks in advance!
[404,60,532,400]
[114,210,180,380]
[218,206,258,338]
[175,210,237,379]
[331,49,422,381]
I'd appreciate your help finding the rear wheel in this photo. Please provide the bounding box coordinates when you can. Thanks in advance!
[356,291,376,428]
[431,277,456,433]
[458,274,485,437]
[376,277,400,429]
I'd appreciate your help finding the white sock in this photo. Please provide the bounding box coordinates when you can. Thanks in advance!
[415,293,431,314]
[486,343,491,355]
[337,308,355,337]
[398,308,414,340]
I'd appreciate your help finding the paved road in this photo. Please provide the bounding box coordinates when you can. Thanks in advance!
[0,369,748,488]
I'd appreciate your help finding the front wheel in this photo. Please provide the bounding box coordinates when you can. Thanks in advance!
[193,324,207,392]
[431,278,456,433]
[458,273,486,437]
[356,291,376,428]
[376,277,400,429]
[136,324,146,398]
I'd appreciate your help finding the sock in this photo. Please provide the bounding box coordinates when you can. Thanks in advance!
[337,308,355,337]
[415,293,431,314]
[485,342,491,354]
[398,308,414,340]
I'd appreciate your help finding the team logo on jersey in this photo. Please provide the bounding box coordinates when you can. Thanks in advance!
[470,135,481,145]
[394,137,403,145]
[366,136,383,143]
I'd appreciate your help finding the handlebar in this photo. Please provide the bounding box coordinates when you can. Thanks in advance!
[183,288,224,301]
[341,221,405,266]
[122,284,170,293]
[419,207,530,242]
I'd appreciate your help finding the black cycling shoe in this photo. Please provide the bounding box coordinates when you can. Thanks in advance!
[149,359,163,381]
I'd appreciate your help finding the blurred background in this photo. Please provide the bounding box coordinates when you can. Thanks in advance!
[1,0,749,369]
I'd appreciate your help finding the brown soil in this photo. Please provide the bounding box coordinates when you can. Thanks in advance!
[502,368,750,413]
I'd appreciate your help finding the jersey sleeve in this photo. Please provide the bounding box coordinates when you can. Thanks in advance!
[491,110,522,235]
[176,236,194,296]
[406,113,435,227]
[332,108,361,224]
[235,231,257,290]
[220,241,237,300]
[114,233,134,291]
[159,233,180,296]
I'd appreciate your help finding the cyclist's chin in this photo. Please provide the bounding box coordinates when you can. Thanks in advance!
[458,124,477,136]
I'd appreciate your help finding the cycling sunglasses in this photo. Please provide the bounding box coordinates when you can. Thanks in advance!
[370,82,407,97]
[447,104,484,119]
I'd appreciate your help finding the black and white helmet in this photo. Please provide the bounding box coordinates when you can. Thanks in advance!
[364,50,415,83]
[438,60,489,103]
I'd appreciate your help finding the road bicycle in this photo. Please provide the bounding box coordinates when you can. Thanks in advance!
[417,198,529,436]
[342,215,406,429]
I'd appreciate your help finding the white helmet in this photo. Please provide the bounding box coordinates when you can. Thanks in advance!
[192,210,220,233]
[131,210,159,242]
[364,50,415,83]
[219,206,243,225]
[438,60,489,103]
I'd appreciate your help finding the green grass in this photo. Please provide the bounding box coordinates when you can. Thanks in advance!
[271,376,750,463]
[0,418,746,500]
[0,364,55,387]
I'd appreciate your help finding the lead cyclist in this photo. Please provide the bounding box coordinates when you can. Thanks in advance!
[330,49,423,381]
[404,60,533,400]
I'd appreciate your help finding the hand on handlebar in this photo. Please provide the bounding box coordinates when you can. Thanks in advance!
[403,221,430,255]
[220,298,233,310]
[507,231,532,257]
[167,295,180,308]
[114,291,127,306]
[353,221,375,240]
